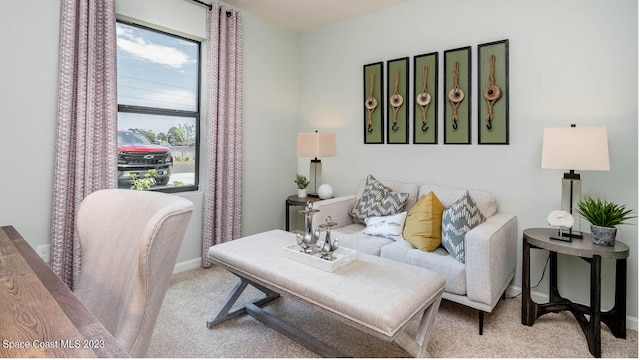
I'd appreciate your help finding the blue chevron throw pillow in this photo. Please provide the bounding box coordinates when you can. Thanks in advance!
[441,191,486,263]
[349,175,408,224]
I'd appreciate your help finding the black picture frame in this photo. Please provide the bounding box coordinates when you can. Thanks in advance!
[413,52,439,144]
[387,57,409,144]
[478,39,509,145]
[363,62,384,144]
[443,46,471,145]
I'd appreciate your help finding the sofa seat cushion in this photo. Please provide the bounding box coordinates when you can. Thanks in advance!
[331,223,394,256]
[380,240,466,295]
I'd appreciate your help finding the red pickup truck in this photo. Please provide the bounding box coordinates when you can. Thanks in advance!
[117,130,172,188]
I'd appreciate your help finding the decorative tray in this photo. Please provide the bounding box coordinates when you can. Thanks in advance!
[282,244,357,272]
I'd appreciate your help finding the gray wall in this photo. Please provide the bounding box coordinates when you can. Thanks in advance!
[0,0,637,324]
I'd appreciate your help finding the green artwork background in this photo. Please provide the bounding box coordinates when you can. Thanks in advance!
[478,40,508,144]
[413,53,438,144]
[444,47,470,144]
[364,62,383,144]
[387,58,408,144]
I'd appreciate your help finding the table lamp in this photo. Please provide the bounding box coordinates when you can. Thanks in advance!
[297,131,336,196]
[541,124,610,239]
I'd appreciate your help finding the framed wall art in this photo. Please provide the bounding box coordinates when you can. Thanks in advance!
[478,39,509,144]
[443,46,471,144]
[363,62,384,144]
[386,57,409,144]
[413,52,438,144]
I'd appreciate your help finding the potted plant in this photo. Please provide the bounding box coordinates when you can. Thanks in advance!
[294,174,310,198]
[574,196,636,246]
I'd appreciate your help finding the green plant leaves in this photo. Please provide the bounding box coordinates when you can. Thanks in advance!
[574,196,636,228]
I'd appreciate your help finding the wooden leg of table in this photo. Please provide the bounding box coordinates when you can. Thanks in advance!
[395,293,442,358]
[207,277,280,328]
[602,258,627,339]
[521,237,534,325]
[588,255,602,358]
[285,200,290,231]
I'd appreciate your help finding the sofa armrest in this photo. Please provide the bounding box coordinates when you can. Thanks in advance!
[311,195,357,230]
[464,213,518,309]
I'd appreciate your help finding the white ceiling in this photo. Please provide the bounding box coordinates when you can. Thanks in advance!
[220,0,409,32]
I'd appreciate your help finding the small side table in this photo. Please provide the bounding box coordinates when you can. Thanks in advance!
[285,194,320,231]
[521,228,629,358]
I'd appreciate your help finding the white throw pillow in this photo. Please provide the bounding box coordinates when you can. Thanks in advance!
[363,212,407,241]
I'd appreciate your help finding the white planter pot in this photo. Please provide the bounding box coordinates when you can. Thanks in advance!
[297,188,307,198]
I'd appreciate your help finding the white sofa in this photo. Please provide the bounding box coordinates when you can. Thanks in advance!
[310,178,518,335]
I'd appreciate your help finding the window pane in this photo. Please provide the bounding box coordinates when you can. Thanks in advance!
[116,21,200,192]
[118,113,197,189]
[117,22,198,112]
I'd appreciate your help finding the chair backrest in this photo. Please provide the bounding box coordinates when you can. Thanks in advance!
[74,189,193,357]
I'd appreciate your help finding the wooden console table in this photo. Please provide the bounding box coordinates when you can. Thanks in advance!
[521,228,629,358]
[0,226,128,358]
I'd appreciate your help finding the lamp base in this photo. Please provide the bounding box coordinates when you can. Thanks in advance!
[308,159,322,196]
[550,228,573,242]
[560,229,583,239]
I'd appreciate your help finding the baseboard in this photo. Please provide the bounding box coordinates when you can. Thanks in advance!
[507,285,638,331]
[173,257,202,274]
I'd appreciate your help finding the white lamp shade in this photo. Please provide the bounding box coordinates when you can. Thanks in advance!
[296,132,336,158]
[541,127,610,171]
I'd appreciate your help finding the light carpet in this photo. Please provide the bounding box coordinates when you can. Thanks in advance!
[148,266,638,358]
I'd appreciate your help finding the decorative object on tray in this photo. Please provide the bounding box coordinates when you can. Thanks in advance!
[317,184,333,199]
[546,210,575,242]
[386,57,409,144]
[295,201,320,253]
[478,39,509,144]
[287,210,357,272]
[282,243,357,272]
[413,52,438,144]
[318,216,339,260]
[363,62,384,144]
[444,46,471,144]
[573,196,636,246]
[294,174,310,198]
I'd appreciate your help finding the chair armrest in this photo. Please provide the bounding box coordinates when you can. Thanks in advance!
[311,195,357,229]
[464,213,518,308]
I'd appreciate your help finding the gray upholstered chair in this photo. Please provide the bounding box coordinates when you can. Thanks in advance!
[74,189,193,357]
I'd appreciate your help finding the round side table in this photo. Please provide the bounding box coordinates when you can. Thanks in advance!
[521,228,629,358]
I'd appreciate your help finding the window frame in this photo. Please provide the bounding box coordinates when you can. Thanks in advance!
[116,19,201,193]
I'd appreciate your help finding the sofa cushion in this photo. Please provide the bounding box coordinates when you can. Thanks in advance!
[403,192,445,252]
[349,175,409,224]
[380,240,466,295]
[441,191,486,263]
[331,223,393,256]
[363,212,407,241]
[419,185,497,218]
[356,177,419,210]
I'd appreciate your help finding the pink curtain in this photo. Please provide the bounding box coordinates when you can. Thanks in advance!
[201,3,243,267]
[50,0,117,288]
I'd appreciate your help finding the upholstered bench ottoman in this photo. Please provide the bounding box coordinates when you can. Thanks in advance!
[207,229,445,357]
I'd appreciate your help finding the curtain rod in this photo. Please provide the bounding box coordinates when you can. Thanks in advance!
[191,0,212,10]
[189,0,232,16]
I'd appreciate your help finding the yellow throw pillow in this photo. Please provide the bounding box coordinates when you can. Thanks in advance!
[403,192,445,252]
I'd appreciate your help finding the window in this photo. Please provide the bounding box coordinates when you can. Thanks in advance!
[116,20,200,192]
